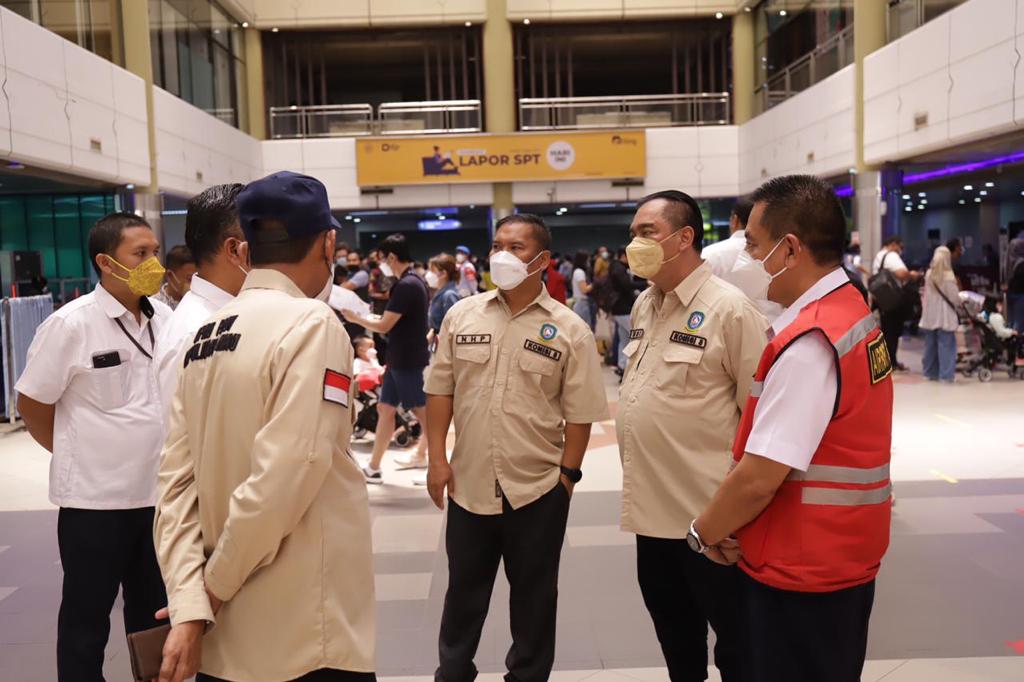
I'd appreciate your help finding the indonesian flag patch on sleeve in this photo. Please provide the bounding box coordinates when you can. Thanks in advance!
[323,369,351,407]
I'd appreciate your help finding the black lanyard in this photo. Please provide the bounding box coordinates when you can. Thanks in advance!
[114,317,156,361]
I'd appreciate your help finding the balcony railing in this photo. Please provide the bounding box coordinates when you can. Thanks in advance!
[269,104,375,139]
[268,100,481,139]
[518,93,732,131]
[887,0,967,42]
[756,25,854,112]
[378,100,482,135]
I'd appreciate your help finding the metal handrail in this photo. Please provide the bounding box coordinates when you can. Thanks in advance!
[269,104,375,139]
[518,93,732,130]
[755,25,854,111]
[377,99,482,135]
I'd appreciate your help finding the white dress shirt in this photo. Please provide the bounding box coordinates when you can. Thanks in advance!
[872,249,907,275]
[744,268,849,472]
[705,230,785,323]
[15,284,172,509]
[154,274,235,426]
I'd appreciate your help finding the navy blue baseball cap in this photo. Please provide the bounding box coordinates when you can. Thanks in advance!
[455,245,471,255]
[237,171,340,243]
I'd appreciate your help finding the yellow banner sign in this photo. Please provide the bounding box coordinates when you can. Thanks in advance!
[355,131,646,186]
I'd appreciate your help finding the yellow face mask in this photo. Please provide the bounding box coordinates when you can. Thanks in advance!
[106,255,166,297]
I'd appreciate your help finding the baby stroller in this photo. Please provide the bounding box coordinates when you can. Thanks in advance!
[352,368,423,446]
[959,311,1024,382]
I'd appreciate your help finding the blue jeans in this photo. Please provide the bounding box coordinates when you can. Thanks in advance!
[922,328,956,382]
[613,314,631,370]
[573,297,594,330]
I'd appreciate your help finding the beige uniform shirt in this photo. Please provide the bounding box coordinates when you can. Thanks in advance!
[154,269,375,681]
[617,262,767,539]
[425,287,610,515]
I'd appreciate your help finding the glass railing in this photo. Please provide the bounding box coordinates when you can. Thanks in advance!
[268,100,482,139]
[755,25,854,112]
[518,93,732,131]
[887,0,967,42]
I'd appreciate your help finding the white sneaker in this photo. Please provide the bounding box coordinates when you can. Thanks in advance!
[362,466,383,485]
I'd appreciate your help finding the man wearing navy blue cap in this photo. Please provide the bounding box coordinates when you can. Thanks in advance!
[154,171,376,682]
[454,245,478,298]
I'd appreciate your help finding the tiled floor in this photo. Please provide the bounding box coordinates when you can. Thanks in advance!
[1,337,1023,681]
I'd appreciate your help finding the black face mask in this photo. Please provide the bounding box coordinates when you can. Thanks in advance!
[348,264,362,274]
[367,260,378,269]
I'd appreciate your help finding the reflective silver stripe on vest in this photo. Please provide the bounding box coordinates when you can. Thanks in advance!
[787,463,890,485]
[802,484,893,506]
[750,380,764,398]
[834,313,879,359]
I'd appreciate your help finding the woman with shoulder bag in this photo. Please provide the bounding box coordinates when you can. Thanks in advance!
[920,245,963,383]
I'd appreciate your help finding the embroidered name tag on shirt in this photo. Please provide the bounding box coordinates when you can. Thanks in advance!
[323,370,352,407]
[456,334,492,345]
[867,333,893,384]
[669,331,708,349]
[524,339,562,362]
[629,328,645,340]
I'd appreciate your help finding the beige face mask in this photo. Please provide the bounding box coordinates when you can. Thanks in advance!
[625,230,683,279]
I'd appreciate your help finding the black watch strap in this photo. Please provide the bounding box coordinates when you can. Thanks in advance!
[560,466,583,483]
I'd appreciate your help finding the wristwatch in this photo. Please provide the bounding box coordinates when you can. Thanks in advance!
[560,466,583,483]
[686,520,709,554]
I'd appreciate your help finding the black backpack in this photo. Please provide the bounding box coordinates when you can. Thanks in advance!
[868,252,904,312]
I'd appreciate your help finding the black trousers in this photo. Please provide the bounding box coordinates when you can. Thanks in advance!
[636,535,746,682]
[198,670,376,681]
[879,308,905,365]
[56,507,168,682]
[436,484,571,682]
[742,573,875,682]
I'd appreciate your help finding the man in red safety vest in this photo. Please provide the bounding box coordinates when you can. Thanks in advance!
[690,174,894,682]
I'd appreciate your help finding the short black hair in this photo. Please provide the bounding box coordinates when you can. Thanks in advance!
[945,237,963,252]
[88,212,151,276]
[750,175,846,266]
[731,195,754,227]
[164,245,194,272]
[185,183,244,265]
[494,213,552,251]
[883,235,903,247]
[247,219,325,266]
[378,233,411,263]
[335,241,351,254]
[637,190,705,253]
[573,250,590,271]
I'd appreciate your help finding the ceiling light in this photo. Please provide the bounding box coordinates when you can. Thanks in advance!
[353,217,361,222]
[902,194,910,199]
[980,190,988,196]
[920,199,927,204]
[715,12,723,19]
[465,21,472,27]
[958,199,965,204]
[523,18,530,25]
[918,192,926,197]
[985,181,994,187]
[779,10,788,16]
[974,198,982,203]
[345,215,352,220]
[904,206,912,212]
[918,205,925,210]
[241,21,249,28]
[744,6,752,12]
[213,29,220,34]
[964,184,973,190]
[271,27,279,32]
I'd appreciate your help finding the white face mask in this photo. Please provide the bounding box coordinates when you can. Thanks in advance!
[316,264,335,303]
[379,259,395,278]
[456,253,467,264]
[425,271,440,288]
[490,250,544,291]
[725,237,788,303]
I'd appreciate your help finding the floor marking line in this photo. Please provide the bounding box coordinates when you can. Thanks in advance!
[929,468,959,484]
[933,413,973,428]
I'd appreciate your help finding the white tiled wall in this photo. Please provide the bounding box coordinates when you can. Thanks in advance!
[153,88,263,199]
[0,6,149,186]
[864,0,1022,165]
[241,0,486,29]
[738,65,856,193]
[644,126,740,198]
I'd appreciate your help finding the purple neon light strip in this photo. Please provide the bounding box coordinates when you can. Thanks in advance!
[903,151,1024,185]
[834,184,853,197]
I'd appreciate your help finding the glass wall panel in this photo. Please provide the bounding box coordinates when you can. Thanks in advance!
[25,196,56,280]
[0,196,29,252]
[0,0,119,61]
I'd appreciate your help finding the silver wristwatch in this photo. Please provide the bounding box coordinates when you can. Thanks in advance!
[686,519,709,554]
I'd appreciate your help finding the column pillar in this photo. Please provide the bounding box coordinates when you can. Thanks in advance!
[731,10,755,125]
[119,0,162,240]
[483,0,516,220]
[853,0,888,259]
[243,27,266,140]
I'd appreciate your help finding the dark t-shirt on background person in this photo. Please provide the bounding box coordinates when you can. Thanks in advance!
[385,270,430,369]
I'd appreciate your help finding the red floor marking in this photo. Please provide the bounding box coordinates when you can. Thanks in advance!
[1016,509,1024,516]
[1005,640,1024,655]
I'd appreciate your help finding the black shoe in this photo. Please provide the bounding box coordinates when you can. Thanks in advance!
[894,362,909,372]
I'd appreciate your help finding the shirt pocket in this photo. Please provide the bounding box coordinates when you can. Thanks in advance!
[655,344,703,397]
[80,359,132,411]
[453,344,491,387]
[504,351,559,412]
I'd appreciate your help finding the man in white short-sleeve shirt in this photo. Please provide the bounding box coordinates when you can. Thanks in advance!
[154,184,248,430]
[16,212,172,681]
[871,236,921,371]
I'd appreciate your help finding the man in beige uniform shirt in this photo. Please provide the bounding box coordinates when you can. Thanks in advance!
[425,214,609,682]
[153,171,375,682]
[618,190,766,682]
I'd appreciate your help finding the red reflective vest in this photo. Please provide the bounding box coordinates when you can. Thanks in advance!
[732,282,894,593]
